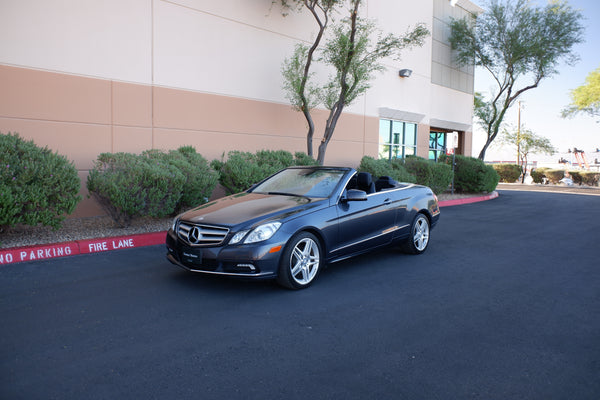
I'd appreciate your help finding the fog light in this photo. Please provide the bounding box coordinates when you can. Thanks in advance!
[236,263,256,272]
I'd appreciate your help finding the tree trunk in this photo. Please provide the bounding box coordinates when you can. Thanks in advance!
[478,138,492,160]
[303,108,315,157]
[315,0,359,165]
[316,140,328,165]
[521,156,527,183]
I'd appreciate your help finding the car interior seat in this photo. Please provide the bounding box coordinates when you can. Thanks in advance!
[356,172,376,194]
[375,176,398,192]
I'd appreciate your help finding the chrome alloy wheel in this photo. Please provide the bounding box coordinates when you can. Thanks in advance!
[412,214,430,252]
[290,237,320,285]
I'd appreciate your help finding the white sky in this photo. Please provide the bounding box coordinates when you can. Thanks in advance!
[469,0,600,165]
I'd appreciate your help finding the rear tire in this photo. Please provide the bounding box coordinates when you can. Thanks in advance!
[401,213,430,255]
[277,232,322,290]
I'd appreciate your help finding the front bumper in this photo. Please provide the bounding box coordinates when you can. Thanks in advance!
[165,230,281,279]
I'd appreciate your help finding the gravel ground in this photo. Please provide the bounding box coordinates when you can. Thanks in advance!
[0,191,486,249]
[1,216,172,249]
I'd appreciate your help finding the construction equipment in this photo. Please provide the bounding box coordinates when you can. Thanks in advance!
[572,148,590,170]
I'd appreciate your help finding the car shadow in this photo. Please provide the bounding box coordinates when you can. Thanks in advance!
[167,268,281,293]
[164,246,415,294]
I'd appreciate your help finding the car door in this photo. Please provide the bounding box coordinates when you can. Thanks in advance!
[331,191,399,257]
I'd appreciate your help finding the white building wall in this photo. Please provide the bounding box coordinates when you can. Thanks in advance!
[1,0,474,122]
[153,0,298,103]
[0,0,153,83]
[0,0,475,126]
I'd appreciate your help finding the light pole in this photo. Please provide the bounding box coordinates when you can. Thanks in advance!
[516,101,525,179]
[517,100,522,165]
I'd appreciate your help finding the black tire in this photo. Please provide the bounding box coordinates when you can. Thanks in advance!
[401,213,430,255]
[277,232,322,290]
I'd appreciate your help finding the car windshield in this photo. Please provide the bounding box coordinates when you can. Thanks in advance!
[252,168,347,198]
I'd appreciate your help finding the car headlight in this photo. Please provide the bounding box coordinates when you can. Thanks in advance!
[229,222,282,245]
[229,230,250,245]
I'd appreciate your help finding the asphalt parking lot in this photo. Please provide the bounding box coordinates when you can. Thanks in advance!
[1,189,599,399]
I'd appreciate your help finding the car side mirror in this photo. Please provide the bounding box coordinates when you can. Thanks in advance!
[343,189,368,202]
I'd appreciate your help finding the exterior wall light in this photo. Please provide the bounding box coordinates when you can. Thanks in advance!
[450,0,458,6]
[398,69,412,78]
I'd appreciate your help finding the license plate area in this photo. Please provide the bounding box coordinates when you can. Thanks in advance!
[181,247,202,265]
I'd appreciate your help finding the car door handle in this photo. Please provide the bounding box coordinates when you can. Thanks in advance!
[383,198,391,204]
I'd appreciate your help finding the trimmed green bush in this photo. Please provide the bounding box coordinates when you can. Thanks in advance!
[566,171,600,186]
[293,151,319,166]
[440,154,499,193]
[87,152,186,227]
[358,156,416,184]
[428,162,454,195]
[1,132,81,230]
[403,156,433,186]
[402,156,453,194]
[543,169,566,184]
[530,167,549,184]
[144,146,218,211]
[492,164,522,183]
[579,171,600,186]
[213,150,316,195]
[531,168,599,186]
[569,170,583,185]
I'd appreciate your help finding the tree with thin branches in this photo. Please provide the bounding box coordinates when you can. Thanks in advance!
[561,66,600,121]
[280,0,428,164]
[499,125,556,183]
[450,0,584,160]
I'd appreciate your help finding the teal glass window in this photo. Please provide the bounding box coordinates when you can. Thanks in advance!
[379,119,417,160]
[429,131,446,161]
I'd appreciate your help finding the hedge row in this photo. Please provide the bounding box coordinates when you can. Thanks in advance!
[404,156,454,195]
[440,154,499,193]
[531,167,600,186]
[87,147,218,227]
[492,164,522,183]
[1,130,504,230]
[357,156,417,185]
[86,149,316,226]
[211,150,317,195]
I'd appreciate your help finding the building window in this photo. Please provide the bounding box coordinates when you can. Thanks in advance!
[379,119,417,160]
[429,131,446,161]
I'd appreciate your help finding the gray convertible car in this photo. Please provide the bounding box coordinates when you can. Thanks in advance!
[166,166,440,289]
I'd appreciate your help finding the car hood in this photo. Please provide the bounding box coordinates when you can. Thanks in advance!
[178,192,324,227]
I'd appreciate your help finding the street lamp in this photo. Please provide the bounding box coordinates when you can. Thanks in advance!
[517,101,525,168]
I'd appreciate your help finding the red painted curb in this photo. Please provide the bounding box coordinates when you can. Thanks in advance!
[1,231,167,266]
[1,192,499,265]
[438,191,499,207]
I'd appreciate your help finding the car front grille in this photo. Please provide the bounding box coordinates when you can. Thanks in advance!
[176,222,229,246]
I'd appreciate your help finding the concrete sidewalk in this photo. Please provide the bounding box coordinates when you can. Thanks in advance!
[497,182,600,196]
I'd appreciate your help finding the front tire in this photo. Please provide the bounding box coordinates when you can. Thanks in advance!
[402,213,430,254]
[277,232,322,290]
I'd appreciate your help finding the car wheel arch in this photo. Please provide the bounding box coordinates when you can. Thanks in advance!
[417,209,433,225]
[290,227,327,257]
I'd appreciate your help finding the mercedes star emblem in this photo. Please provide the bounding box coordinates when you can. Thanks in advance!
[189,226,203,244]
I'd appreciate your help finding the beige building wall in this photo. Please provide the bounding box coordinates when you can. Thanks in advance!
[0,0,477,217]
